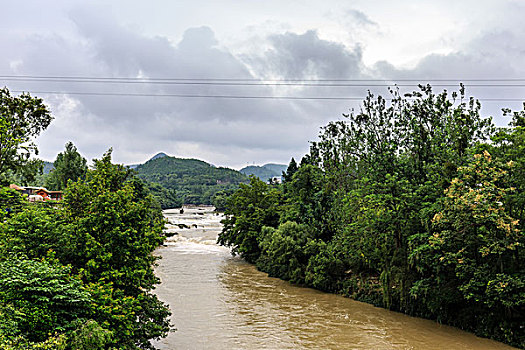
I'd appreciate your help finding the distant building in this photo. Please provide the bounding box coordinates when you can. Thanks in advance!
[49,191,63,201]
[269,176,282,184]
[9,184,63,201]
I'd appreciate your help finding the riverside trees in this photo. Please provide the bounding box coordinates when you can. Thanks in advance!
[0,151,171,349]
[218,86,525,347]
[0,88,170,349]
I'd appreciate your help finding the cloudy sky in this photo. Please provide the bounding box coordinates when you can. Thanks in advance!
[1,0,524,168]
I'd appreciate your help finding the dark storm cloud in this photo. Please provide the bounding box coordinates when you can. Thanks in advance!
[249,30,364,79]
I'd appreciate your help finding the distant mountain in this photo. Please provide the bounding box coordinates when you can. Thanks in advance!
[135,155,249,208]
[150,152,168,160]
[43,161,54,174]
[240,163,287,180]
[128,152,168,169]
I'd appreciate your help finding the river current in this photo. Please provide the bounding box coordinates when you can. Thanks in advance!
[153,207,515,350]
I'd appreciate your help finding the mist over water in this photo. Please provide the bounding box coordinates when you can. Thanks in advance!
[153,208,514,350]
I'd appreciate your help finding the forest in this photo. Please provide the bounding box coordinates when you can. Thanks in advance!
[218,85,525,348]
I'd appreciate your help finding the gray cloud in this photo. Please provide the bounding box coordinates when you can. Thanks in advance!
[2,2,524,168]
[248,30,364,80]
[345,9,378,28]
[373,24,525,125]
[5,10,341,167]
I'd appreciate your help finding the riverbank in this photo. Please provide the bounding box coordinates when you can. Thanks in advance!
[153,208,515,349]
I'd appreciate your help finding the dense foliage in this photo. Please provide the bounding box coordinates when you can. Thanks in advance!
[0,151,170,349]
[1,89,170,349]
[218,86,525,348]
[136,155,248,208]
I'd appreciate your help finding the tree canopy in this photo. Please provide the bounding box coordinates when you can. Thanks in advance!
[218,86,525,348]
[46,142,88,190]
[0,87,171,348]
[0,151,171,349]
[0,88,52,184]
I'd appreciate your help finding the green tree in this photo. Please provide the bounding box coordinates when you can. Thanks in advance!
[489,105,525,226]
[218,176,281,263]
[0,258,91,343]
[257,222,313,284]
[410,151,524,345]
[6,158,45,186]
[0,150,171,349]
[61,150,170,349]
[218,86,524,347]
[0,88,52,184]
[282,157,298,183]
[46,142,87,190]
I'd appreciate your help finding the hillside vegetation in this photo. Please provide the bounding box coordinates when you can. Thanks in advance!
[135,155,249,208]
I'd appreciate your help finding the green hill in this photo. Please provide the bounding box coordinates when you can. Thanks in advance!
[240,163,287,180]
[135,155,249,208]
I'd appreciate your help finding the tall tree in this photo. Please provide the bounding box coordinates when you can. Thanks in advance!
[0,88,52,183]
[282,157,298,183]
[46,142,88,190]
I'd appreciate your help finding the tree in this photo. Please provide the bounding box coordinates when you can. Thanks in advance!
[217,176,281,263]
[0,150,171,349]
[46,142,87,190]
[257,222,313,284]
[282,157,298,183]
[0,88,52,183]
[218,86,524,347]
[410,151,524,345]
[61,150,170,349]
[0,258,90,344]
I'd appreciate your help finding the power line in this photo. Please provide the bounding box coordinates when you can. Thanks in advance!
[3,77,525,88]
[10,90,365,100]
[10,89,525,102]
[3,74,525,83]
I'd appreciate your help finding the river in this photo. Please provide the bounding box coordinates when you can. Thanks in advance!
[153,207,515,350]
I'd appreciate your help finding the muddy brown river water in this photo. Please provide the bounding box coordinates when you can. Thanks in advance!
[153,207,515,350]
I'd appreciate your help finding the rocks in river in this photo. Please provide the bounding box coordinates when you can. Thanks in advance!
[177,223,190,229]
[164,231,179,238]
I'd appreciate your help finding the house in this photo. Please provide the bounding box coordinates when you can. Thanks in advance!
[49,191,63,201]
[9,184,63,201]
[20,186,42,196]
[36,188,49,198]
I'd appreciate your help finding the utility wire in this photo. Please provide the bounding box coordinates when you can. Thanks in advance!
[3,74,525,83]
[3,77,525,87]
[5,75,523,102]
[10,90,525,102]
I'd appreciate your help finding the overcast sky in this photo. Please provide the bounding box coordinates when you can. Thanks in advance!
[1,0,524,169]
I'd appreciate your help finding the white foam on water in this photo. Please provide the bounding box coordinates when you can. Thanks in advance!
[164,240,230,255]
